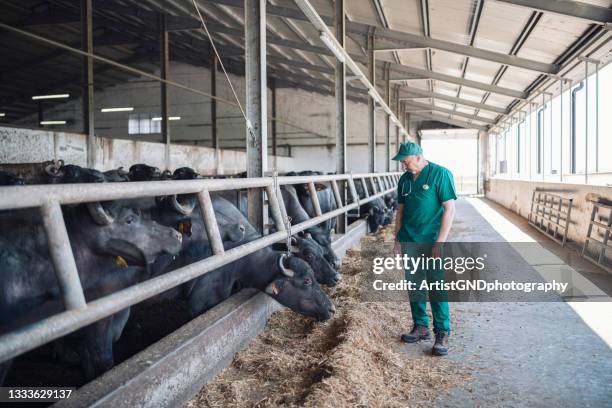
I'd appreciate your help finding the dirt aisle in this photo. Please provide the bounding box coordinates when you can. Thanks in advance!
[185,226,468,407]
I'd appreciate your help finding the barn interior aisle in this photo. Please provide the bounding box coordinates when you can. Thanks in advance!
[185,197,612,407]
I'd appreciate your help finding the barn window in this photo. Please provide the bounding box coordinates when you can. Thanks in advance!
[128,113,161,135]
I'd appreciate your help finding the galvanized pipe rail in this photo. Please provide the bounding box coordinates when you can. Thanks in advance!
[0,171,401,363]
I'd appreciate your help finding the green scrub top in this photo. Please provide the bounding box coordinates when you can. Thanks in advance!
[396,162,457,243]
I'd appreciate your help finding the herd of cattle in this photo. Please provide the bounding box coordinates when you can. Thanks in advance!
[0,164,397,384]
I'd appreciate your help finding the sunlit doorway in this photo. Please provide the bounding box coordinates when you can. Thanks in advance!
[420,129,479,195]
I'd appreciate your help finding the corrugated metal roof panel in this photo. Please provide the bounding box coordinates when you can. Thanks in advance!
[382,0,423,35]
[429,0,474,45]
[472,1,533,54]
[346,0,384,26]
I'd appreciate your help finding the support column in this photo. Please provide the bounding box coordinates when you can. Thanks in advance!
[394,86,400,171]
[367,31,376,173]
[38,102,43,128]
[81,0,95,168]
[384,64,390,172]
[159,13,170,170]
[271,78,278,170]
[406,112,411,143]
[210,45,219,173]
[334,0,347,234]
[210,46,217,150]
[395,125,400,170]
[245,0,267,232]
[584,61,589,185]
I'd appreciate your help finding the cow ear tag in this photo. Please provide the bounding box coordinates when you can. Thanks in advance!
[115,256,129,268]
[178,220,193,237]
[265,282,279,296]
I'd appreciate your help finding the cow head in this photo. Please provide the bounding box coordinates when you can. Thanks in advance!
[172,167,199,180]
[154,166,201,216]
[265,254,335,321]
[365,201,388,233]
[46,164,106,184]
[303,229,340,270]
[128,164,161,181]
[85,202,183,266]
[275,236,341,286]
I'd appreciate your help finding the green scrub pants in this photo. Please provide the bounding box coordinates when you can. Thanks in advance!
[402,242,451,333]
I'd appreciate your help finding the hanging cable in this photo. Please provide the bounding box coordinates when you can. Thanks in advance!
[191,0,254,136]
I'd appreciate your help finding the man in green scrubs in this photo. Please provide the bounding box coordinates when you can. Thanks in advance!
[392,142,457,356]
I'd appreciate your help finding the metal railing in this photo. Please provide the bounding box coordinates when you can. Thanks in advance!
[528,191,573,246]
[582,201,612,274]
[0,171,401,363]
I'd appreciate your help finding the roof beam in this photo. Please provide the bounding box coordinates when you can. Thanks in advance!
[410,112,488,131]
[389,63,527,99]
[374,29,558,74]
[399,87,508,114]
[494,0,612,24]
[205,0,558,73]
[403,101,496,124]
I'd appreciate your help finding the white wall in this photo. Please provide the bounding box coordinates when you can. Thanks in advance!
[485,178,612,246]
[0,126,294,175]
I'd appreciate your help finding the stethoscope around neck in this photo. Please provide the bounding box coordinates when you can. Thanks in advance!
[401,163,432,197]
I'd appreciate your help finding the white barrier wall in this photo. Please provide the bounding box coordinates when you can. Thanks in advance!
[0,126,294,175]
[485,177,612,245]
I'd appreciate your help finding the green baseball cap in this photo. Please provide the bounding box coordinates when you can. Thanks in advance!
[391,142,423,161]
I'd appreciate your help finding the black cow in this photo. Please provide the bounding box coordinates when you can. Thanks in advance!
[280,184,341,270]
[272,234,341,286]
[164,167,340,286]
[0,171,25,186]
[294,171,338,237]
[0,199,183,381]
[386,189,398,208]
[103,167,130,182]
[45,164,106,184]
[351,179,392,233]
[176,242,335,321]
[128,163,161,181]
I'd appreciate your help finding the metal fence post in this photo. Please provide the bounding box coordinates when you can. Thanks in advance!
[197,189,225,255]
[41,201,87,310]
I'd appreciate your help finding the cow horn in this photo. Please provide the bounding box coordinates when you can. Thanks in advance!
[288,236,300,253]
[170,195,196,215]
[87,202,114,225]
[278,253,294,277]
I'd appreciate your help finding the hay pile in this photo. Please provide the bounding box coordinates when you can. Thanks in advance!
[185,226,468,408]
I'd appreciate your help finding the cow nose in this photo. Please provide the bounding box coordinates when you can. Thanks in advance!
[239,224,246,232]
[329,304,336,315]
[334,273,342,283]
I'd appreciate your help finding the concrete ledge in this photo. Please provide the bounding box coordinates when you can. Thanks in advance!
[332,219,368,259]
[58,220,368,408]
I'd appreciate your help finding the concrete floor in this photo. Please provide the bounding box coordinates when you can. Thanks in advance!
[405,197,612,407]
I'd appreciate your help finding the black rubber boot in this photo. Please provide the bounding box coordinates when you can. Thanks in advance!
[432,330,449,356]
[400,325,431,343]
